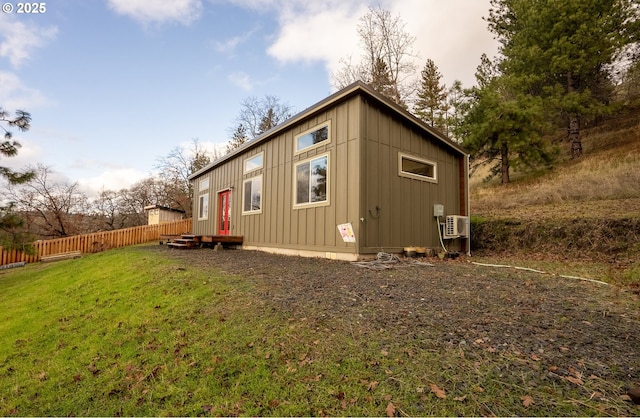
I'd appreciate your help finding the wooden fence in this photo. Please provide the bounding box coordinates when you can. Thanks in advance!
[0,218,192,266]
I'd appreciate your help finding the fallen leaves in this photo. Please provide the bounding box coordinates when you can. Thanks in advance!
[385,401,396,417]
[565,375,584,386]
[520,395,534,407]
[429,383,447,399]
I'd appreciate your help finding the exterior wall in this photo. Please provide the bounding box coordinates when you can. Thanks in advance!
[359,97,467,254]
[191,86,468,257]
[192,96,362,256]
[146,208,184,225]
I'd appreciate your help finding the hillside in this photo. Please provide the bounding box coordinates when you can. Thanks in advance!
[469,108,640,287]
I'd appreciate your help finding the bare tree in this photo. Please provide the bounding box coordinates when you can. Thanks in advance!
[331,6,418,106]
[155,138,217,216]
[8,164,90,238]
[228,95,293,148]
[91,189,134,230]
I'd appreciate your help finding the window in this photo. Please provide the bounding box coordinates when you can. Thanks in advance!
[295,122,330,153]
[199,177,209,191]
[198,193,209,219]
[398,153,437,183]
[244,152,263,173]
[295,154,329,207]
[242,175,262,214]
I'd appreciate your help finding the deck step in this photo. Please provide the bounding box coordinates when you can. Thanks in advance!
[167,242,191,249]
[164,234,243,249]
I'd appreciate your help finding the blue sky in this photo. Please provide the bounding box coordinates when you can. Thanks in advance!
[1,0,497,197]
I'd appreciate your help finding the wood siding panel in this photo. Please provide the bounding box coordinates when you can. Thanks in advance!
[192,102,355,254]
[190,90,465,256]
[361,98,463,253]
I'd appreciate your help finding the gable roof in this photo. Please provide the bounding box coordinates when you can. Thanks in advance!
[189,81,467,180]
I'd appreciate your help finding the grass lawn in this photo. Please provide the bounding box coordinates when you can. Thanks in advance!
[1,245,638,416]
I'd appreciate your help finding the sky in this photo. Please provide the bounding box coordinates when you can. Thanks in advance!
[0,0,498,197]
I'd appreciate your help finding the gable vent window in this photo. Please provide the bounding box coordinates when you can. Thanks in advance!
[295,122,330,153]
[398,152,437,183]
[244,152,263,174]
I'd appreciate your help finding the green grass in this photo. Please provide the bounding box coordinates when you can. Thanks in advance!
[1,245,637,416]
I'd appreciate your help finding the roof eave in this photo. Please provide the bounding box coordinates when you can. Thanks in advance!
[189,81,467,180]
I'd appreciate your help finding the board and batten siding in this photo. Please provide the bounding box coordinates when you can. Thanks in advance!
[359,96,465,253]
[192,96,362,256]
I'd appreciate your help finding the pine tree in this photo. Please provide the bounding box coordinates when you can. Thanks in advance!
[370,58,397,101]
[461,55,556,184]
[257,108,277,135]
[226,124,249,153]
[414,59,448,131]
[487,0,637,158]
[0,108,34,184]
[0,108,35,251]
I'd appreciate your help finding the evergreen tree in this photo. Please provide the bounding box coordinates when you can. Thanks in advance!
[226,124,249,153]
[414,59,448,131]
[461,55,556,184]
[487,0,637,158]
[446,80,467,142]
[227,95,292,152]
[0,108,34,184]
[257,108,277,135]
[370,58,397,101]
[0,108,35,251]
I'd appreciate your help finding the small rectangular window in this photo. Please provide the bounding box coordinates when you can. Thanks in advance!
[198,193,209,219]
[294,154,329,207]
[199,178,209,192]
[244,152,264,173]
[295,122,330,153]
[242,175,262,214]
[398,153,437,183]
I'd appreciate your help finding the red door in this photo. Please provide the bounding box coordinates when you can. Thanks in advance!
[218,190,231,235]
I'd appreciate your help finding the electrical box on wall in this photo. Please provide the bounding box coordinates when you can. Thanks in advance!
[433,204,444,218]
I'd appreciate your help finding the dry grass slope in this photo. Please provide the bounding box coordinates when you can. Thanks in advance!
[470,109,640,286]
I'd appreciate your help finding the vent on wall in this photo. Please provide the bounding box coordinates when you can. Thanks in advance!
[444,215,469,239]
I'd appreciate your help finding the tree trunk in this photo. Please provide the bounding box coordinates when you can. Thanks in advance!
[568,113,582,158]
[566,72,582,158]
[500,141,510,184]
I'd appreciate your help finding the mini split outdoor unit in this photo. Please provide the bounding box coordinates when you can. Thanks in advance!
[444,215,470,239]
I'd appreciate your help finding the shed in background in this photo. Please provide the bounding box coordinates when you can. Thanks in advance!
[144,205,185,225]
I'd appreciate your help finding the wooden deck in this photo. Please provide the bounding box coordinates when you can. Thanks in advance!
[162,234,243,249]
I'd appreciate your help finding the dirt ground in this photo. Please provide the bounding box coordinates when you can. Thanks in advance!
[154,246,640,399]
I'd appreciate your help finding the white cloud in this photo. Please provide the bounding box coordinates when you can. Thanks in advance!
[394,0,498,87]
[106,0,203,25]
[0,136,43,170]
[77,167,148,197]
[0,14,58,68]
[267,6,364,68]
[229,0,498,89]
[0,71,50,110]
[228,71,253,91]
[213,28,258,54]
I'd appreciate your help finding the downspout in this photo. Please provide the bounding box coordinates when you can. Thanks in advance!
[466,153,471,256]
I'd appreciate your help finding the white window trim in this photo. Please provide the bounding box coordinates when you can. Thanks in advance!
[199,177,209,192]
[398,152,438,183]
[242,174,263,215]
[293,152,330,209]
[243,151,264,174]
[294,121,331,155]
[198,193,209,220]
